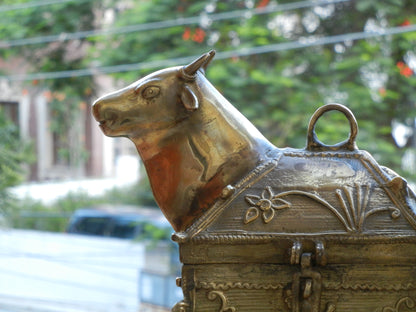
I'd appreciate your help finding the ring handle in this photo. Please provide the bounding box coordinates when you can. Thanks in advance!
[306,103,358,152]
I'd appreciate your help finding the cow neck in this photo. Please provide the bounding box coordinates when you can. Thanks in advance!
[129,75,276,232]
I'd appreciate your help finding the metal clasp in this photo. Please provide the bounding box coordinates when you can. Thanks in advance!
[290,240,325,312]
[292,253,322,312]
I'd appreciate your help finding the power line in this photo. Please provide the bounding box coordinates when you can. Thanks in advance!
[0,0,89,13]
[0,0,350,48]
[1,24,415,82]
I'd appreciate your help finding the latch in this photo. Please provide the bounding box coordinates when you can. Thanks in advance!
[290,242,325,312]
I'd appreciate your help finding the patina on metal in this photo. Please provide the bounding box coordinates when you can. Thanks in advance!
[93,51,416,312]
[92,50,275,232]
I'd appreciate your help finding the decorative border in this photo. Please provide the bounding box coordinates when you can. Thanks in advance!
[283,150,364,159]
[197,281,285,291]
[324,282,416,291]
[360,157,416,230]
[183,232,416,244]
[197,281,416,292]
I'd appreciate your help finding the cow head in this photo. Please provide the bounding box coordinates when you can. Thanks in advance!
[92,50,216,138]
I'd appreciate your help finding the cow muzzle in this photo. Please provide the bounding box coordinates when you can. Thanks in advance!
[92,97,121,136]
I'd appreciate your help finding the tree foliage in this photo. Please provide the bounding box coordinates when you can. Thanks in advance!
[94,0,416,179]
[0,109,33,206]
[1,0,415,185]
[1,0,101,168]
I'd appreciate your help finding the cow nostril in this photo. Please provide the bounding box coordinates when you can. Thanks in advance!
[120,118,132,126]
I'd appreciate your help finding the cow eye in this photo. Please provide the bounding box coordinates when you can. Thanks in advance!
[142,86,160,99]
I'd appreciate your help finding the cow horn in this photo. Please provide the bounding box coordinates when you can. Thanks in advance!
[182,50,216,78]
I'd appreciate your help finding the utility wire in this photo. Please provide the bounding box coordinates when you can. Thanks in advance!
[0,0,89,13]
[2,24,415,82]
[0,0,350,48]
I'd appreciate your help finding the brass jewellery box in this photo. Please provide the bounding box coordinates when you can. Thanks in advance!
[93,51,416,312]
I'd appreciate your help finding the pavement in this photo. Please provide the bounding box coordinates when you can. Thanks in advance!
[0,229,144,312]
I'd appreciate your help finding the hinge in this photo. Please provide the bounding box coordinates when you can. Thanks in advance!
[290,242,325,312]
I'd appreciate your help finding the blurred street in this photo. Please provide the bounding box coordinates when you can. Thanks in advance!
[0,229,144,312]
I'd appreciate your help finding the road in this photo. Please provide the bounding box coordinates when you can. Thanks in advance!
[0,229,144,312]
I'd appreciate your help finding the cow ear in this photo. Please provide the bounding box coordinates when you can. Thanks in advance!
[180,85,199,111]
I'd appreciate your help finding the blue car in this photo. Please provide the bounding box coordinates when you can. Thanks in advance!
[66,205,171,240]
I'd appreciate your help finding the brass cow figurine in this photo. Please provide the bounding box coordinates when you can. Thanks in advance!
[93,50,275,232]
[93,51,416,312]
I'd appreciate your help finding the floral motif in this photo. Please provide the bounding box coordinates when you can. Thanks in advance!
[243,184,400,231]
[244,186,291,224]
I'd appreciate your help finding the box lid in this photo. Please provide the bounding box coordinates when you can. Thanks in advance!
[173,104,416,264]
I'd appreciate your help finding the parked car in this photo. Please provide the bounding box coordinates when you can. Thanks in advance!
[66,205,172,240]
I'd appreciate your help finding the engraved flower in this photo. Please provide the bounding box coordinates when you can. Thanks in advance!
[244,186,291,224]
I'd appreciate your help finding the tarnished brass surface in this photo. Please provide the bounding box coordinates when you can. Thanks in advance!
[93,51,275,232]
[93,51,416,311]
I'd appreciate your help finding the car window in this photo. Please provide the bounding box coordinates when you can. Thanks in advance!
[110,218,142,239]
[73,217,111,236]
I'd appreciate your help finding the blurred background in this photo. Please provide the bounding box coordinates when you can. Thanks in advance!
[0,0,415,311]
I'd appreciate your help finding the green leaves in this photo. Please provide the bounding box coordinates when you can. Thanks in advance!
[0,109,34,206]
[1,0,415,182]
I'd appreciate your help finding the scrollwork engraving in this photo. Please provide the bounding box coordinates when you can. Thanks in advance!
[382,297,416,312]
[336,184,400,231]
[243,184,399,232]
[207,290,236,312]
[325,302,336,312]
[172,300,190,312]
